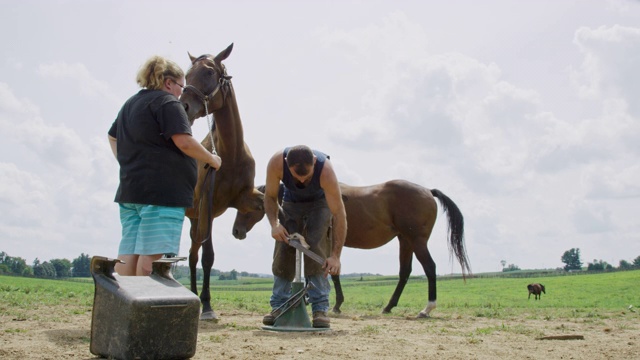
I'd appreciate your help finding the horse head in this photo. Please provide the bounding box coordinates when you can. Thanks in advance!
[180,43,234,122]
[232,184,284,240]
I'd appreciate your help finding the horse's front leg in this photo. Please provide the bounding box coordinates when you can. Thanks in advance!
[199,236,218,322]
[331,274,344,314]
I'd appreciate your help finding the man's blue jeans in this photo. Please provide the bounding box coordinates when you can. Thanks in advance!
[270,274,331,313]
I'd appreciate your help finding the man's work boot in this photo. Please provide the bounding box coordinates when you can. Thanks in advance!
[312,311,330,328]
[262,309,280,326]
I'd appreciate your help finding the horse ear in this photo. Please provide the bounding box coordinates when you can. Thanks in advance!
[214,43,234,63]
[188,52,197,64]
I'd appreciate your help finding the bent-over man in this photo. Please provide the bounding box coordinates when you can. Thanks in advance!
[262,145,347,328]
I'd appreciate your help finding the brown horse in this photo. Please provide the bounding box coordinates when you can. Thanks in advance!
[527,283,545,300]
[180,44,264,321]
[233,180,471,318]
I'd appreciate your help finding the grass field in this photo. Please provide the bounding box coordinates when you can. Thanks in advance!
[2,270,638,322]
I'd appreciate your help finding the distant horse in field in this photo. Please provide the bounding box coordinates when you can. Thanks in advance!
[233,180,471,318]
[179,43,263,321]
[527,283,545,300]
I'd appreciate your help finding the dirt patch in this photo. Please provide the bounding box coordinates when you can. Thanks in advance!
[1,307,638,359]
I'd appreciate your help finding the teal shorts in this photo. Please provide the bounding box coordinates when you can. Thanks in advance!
[118,203,186,256]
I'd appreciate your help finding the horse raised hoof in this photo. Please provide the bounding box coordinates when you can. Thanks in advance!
[200,310,220,322]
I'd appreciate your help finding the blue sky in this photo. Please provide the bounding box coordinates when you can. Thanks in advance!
[1,0,639,275]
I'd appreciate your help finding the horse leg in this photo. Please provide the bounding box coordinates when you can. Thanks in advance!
[413,242,437,318]
[188,218,200,295]
[199,238,218,322]
[382,238,413,314]
[331,274,344,314]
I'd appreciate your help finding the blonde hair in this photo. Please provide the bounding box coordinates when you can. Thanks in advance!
[135,55,184,90]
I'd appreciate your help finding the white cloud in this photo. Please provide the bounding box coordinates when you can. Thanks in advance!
[37,62,121,106]
[0,80,120,264]
[573,25,640,115]
[0,82,39,115]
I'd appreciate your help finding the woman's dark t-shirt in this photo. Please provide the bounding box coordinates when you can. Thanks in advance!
[108,89,197,207]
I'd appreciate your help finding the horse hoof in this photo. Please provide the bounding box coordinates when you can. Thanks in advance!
[416,312,431,319]
[332,308,342,314]
[200,311,220,322]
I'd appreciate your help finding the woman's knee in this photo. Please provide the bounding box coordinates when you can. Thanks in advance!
[137,254,163,276]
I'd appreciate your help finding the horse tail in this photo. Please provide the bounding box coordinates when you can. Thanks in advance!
[431,189,472,278]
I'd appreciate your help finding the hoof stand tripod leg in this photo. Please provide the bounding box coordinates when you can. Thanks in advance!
[262,234,330,332]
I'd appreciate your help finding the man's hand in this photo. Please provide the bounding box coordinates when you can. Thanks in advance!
[271,222,289,243]
[323,255,341,277]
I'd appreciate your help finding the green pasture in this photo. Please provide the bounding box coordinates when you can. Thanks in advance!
[2,270,638,322]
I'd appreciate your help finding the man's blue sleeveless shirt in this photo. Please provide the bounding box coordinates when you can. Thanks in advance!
[282,147,328,203]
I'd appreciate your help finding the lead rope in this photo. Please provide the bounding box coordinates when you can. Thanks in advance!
[203,95,217,155]
[199,88,220,244]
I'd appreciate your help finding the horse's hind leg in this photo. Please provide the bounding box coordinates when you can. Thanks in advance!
[331,274,344,314]
[382,238,413,314]
[188,218,200,296]
[413,241,436,318]
[199,238,219,322]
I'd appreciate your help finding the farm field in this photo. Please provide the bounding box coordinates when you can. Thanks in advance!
[1,270,639,359]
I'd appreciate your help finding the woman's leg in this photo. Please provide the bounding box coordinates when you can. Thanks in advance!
[136,254,164,275]
[116,254,139,275]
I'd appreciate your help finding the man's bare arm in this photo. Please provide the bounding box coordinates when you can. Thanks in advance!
[264,151,288,242]
[320,160,347,275]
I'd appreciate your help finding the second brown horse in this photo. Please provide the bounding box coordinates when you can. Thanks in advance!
[233,180,471,318]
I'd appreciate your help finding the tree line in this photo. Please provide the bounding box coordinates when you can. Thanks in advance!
[0,251,264,280]
[1,252,91,278]
[501,248,640,273]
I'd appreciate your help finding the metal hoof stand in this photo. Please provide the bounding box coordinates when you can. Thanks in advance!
[262,237,331,332]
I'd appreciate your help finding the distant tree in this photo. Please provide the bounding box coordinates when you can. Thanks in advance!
[72,253,91,277]
[50,259,72,278]
[587,259,613,272]
[561,248,583,271]
[0,252,31,276]
[33,259,57,278]
[171,265,191,280]
[618,260,633,270]
[22,266,34,276]
[229,269,238,280]
[634,256,640,268]
[500,260,507,270]
[502,264,520,272]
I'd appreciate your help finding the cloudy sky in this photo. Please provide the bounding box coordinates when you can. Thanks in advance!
[1,0,639,276]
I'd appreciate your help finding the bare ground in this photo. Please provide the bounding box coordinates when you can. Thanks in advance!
[1,306,639,359]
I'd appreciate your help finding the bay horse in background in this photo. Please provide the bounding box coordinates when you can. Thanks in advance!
[179,43,264,321]
[527,283,545,300]
[233,180,471,318]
